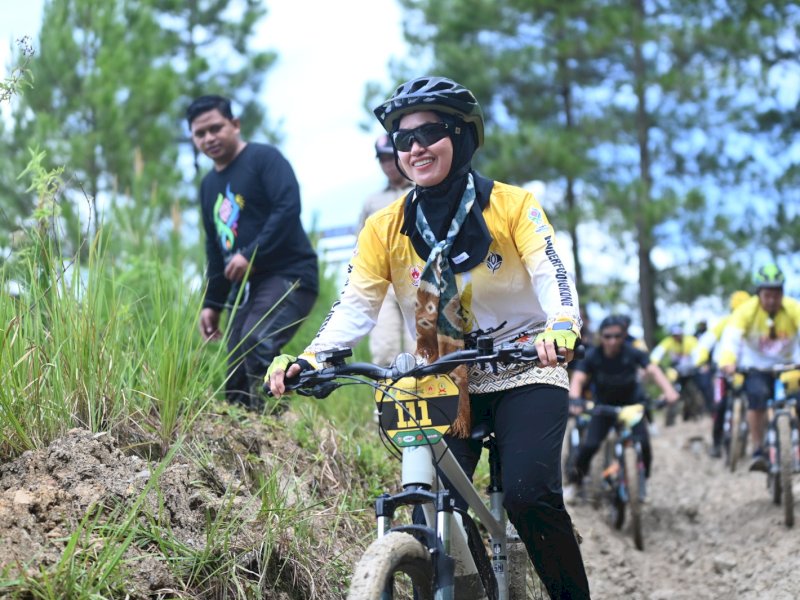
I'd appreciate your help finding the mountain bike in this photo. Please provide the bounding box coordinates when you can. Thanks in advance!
[718,372,748,472]
[750,364,800,528]
[562,398,593,484]
[592,403,648,551]
[273,338,572,599]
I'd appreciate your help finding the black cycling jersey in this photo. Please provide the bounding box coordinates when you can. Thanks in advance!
[573,344,649,405]
[200,143,318,310]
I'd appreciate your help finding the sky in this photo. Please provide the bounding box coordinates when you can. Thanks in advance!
[0,0,409,233]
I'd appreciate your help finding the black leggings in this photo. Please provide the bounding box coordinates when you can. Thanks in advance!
[226,275,317,407]
[440,384,591,599]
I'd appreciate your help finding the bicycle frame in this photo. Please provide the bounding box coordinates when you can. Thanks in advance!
[765,374,800,475]
[377,435,521,600]
[740,364,800,527]
[280,340,560,599]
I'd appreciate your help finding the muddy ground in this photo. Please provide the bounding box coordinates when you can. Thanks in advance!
[571,416,800,600]
[1,411,799,598]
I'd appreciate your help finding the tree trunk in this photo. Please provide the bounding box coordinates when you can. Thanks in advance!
[558,68,584,298]
[632,0,658,348]
[564,177,583,297]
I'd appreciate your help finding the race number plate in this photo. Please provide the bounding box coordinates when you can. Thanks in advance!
[375,374,459,447]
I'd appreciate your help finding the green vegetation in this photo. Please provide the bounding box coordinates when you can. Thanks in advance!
[381,0,800,346]
[3,0,800,595]
[0,158,388,598]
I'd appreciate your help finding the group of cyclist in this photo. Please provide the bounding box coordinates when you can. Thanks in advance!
[263,73,798,598]
[564,262,800,507]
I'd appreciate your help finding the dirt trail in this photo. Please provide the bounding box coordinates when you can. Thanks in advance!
[569,417,800,599]
[3,415,799,598]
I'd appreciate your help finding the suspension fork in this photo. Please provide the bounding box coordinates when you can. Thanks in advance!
[485,434,511,596]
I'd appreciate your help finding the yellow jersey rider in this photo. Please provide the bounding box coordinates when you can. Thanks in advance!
[718,263,800,471]
[692,290,751,457]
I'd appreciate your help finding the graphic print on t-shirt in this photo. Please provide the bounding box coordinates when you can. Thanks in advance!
[214,183,244,252]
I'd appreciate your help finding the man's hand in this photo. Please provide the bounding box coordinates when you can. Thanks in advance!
[224,253,250,282]
[665,388,680,404]
[199,307,222,341]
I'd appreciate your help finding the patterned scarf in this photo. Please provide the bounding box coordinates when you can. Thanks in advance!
[414,173,476,438]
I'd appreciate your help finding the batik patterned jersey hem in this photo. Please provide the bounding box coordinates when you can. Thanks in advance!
[468,362,569,394]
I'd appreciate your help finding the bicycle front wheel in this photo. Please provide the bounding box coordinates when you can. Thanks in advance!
[777,415,795,527]
[624,446,644,550]
[729,395,745,472]
[347,532,434,600]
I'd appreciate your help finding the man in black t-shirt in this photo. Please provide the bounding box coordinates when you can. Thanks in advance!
[564,315,679,501]
[187,95,318,410]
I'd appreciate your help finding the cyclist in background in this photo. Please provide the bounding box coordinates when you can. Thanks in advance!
[692,290,751,458]
[650,324,699,372]
[718,264,800,471]
[650,324,711,417]
[564,315,679,502]
[268,76,590,598]
[694,320,708,338]
[357,134,416,366]
[618,313,649,352]
[614,313,654,421]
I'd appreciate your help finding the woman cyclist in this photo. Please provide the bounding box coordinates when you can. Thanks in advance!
[268,76,590,599]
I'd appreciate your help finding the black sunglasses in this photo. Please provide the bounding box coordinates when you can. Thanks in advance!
[601,332,623,340]
[392,122,452,152]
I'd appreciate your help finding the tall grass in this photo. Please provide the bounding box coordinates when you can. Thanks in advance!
[0,220,222,459]
[0,157,401,598]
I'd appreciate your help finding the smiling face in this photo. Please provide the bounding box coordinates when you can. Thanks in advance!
[189,108,244,170]
[396,111,453,187]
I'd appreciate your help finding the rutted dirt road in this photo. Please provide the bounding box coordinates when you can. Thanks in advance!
[569,417,800,599]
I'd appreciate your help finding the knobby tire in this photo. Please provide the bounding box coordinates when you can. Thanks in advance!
[682,381,705,421]
[591,438,614,510]
[777,415,795,528]
[729,396,745,473]
[624,445,644,550]
[562,417,577,481]
[347,532,434,600]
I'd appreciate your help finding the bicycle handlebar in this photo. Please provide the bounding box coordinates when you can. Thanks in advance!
[272,338,585,399]
[732,363,800,376]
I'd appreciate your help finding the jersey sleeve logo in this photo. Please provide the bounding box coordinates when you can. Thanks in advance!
[485,252,503,273]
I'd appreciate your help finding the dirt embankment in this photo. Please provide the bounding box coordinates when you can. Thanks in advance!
[2,412,799,599]
[0,412,365,599]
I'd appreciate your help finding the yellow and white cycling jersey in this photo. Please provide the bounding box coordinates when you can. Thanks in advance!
[692,315,731,366]
[717,295,800,369]
[650,335,698,370]
[303,181,581,393]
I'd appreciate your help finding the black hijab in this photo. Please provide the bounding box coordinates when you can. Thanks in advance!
[398,112,494,273]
